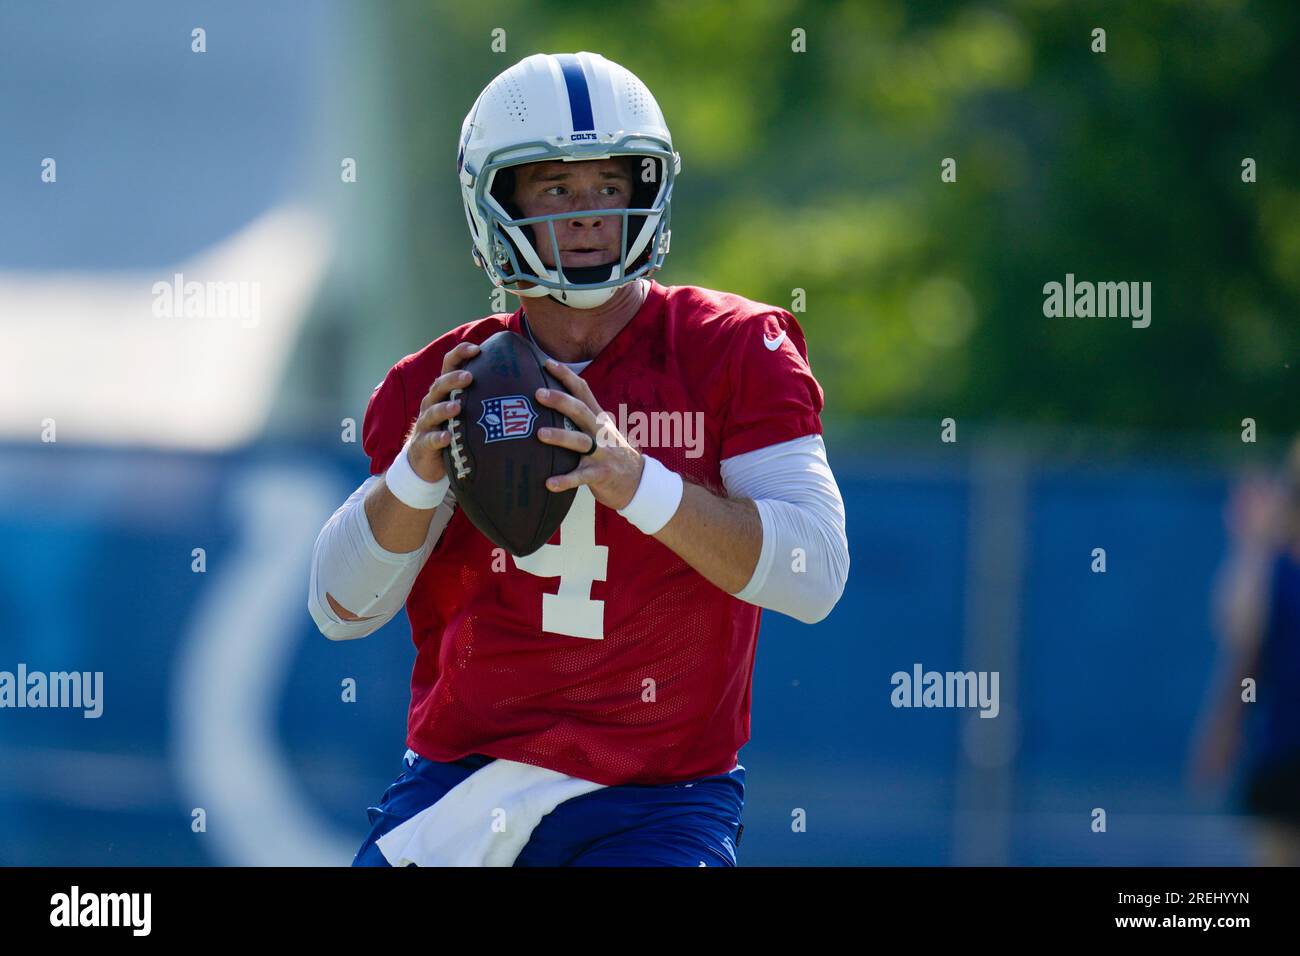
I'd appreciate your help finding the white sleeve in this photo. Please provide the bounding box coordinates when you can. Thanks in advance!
[308,475,457,641]
[719,434,849,625]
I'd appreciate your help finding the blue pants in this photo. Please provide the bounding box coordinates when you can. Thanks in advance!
[353,750,745,867]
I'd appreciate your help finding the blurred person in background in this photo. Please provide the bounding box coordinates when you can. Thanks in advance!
[1194,437,1300,866]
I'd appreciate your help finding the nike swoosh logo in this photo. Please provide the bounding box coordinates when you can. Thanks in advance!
[763,331,786,351]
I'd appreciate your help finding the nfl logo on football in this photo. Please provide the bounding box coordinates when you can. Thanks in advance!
[478,395,538,443]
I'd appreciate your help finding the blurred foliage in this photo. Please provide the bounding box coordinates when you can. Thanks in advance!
[384,0,1299,433]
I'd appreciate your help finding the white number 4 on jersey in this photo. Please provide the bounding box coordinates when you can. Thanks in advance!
[511,486,609,639]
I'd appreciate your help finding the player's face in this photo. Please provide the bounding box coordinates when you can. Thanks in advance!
[512,158,633,270]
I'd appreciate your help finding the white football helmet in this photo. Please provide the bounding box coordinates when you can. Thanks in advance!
[457,52,680,309]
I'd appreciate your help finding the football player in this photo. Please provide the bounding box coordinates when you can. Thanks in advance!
[309,51,850,866]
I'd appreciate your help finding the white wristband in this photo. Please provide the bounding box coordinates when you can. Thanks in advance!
[384,440,448,511]
[618,455,683,535]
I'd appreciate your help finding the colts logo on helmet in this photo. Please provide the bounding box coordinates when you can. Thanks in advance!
[478,395,538,443]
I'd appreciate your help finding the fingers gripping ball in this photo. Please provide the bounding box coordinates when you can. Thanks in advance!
[442,330,582,556]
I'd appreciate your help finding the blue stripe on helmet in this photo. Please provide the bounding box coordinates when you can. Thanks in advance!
[555,54,595,132]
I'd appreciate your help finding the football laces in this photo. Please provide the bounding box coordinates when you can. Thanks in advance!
[446,387,472,480]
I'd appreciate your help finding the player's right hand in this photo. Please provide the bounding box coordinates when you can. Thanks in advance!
[406,341,480,483]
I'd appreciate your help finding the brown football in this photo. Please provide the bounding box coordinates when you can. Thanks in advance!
[442,330,582,556]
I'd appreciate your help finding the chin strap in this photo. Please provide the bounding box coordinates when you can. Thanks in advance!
[511,259,624,309]
[545,284,620,309]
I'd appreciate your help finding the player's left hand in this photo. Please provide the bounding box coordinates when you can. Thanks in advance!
[535,359,643,511]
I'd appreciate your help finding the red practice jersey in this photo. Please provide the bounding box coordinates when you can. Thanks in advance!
[362,280,824,785]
